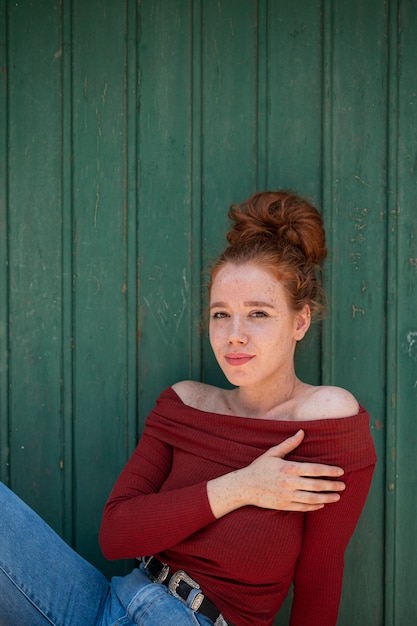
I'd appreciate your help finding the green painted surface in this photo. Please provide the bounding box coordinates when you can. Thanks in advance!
[0,1,416,622]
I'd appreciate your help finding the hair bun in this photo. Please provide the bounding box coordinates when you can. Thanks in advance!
[227,190,327,265]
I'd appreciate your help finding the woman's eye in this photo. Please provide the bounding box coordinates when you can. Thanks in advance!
[250,310,268,318]
[212,311,229,319]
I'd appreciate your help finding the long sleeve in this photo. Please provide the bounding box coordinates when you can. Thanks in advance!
[98,387,377,626]
[289,464,375,626]
[99,427,216,560]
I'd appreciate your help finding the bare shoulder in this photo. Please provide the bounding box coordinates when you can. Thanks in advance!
[171,380,223,412]
[297,385,360,420]
[171,380,204,403]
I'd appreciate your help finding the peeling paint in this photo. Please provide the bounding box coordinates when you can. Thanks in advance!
[403,330,417,361]
[350,207,368,269]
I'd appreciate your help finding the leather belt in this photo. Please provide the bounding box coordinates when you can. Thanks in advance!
[141,556,226,625]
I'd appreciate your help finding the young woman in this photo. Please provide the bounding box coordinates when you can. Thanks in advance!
[0,191,376,626]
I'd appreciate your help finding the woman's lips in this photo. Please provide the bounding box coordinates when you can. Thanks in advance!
[224,354,255,366]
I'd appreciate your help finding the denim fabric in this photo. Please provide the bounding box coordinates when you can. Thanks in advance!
[0,482,218,626]
[107,568,216,626]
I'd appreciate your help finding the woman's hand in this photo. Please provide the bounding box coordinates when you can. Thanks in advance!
[207,430,345,518]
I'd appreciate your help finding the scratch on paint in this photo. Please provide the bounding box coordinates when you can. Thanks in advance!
[92,275,100,296]
[402,332,417,389]
[354,175,371,186]
[350,207,368,268]
[102,82,108,106]
[94,185,100,228]
[349,251,362,270]
[96,109,102,136]
[352,305,365,319]
[94,103,102,227]
[143,268,189,345]
[403,330,417,361]
[351,232,366,245]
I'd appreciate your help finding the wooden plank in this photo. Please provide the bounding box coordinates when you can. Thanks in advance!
[125,0,140,457]
[71,0,131,575]
[6,0,64,533]
[322,0,387,623]
[264,1,324,625]
[0,0,8,484]
[266,0,323,198]
[392,0,417,621]
[191,0,204,386]
[137,0,195,420]
[200,0,259,385]
[266,0,323,391]
[60,0,75,548]
[267,4,324,620]
[385,0,399,621]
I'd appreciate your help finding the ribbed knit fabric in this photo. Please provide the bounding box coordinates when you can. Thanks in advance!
[100,387,376,626]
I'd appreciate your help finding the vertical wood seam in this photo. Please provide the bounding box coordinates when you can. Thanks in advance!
[321,0,334,386]
[61,0,74,544]
[191,0,203,381]
[126,0,139,448]
[385,0,400,623]
[0,0,9,485]
[136,1,145,429]
[256,0,268,190]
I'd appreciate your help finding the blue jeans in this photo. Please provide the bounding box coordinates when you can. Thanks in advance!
[0,482,219,626]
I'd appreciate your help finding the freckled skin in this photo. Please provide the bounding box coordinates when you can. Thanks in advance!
[209,262,310,416]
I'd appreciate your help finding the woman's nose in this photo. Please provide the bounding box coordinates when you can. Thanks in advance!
[227,318,248,344]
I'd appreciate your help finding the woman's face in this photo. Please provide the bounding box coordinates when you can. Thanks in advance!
[209,262,310,389]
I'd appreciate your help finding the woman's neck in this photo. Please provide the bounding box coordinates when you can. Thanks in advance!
[224,374,303,418]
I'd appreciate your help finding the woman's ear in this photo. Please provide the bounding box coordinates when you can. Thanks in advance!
[294,305,311,341]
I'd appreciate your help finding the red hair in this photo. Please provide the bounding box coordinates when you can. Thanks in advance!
[209,191,327,319]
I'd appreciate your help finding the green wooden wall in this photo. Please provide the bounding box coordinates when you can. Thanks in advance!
[0,1,416,624]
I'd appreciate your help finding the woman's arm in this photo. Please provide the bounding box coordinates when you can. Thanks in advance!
[100,428,346,560]
[99,430,216,559]
[289,464,376,626]
[207,429,345,517]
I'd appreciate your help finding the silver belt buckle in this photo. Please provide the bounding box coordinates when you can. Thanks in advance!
[168,570,204,611]
[142,556,170,584]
